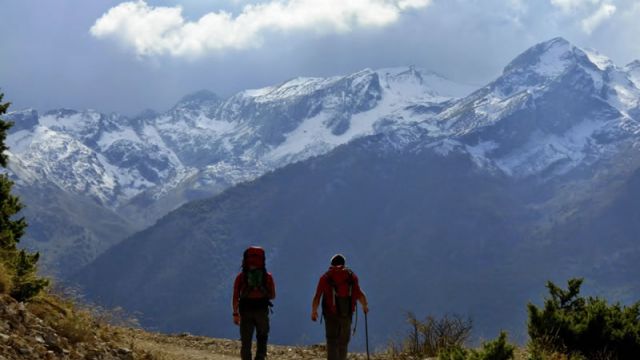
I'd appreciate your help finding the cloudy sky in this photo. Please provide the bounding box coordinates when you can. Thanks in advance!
[1,0,639,115]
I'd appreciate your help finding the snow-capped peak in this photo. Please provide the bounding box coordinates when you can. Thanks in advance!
[501,37,617,82]
[626,60,640,88]
[503,37,577,78]
[583,48,614,71]
[377,66,475,99]
[626,60,640,70]
[431,37,640,179]
[7,65,477,214]
[240,75,342,102]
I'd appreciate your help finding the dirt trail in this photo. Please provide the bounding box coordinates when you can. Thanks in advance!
[132,336,238,359]
[127,329,336,360]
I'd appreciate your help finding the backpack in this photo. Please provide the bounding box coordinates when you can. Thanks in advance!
[322,267,356,318]
[243,246,265,269]
[240,268,270,299]
[239,246,273,311]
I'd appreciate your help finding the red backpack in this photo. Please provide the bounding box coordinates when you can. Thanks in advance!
[243,246,265,269]
[239,247,271,301]
[322,267,357,317]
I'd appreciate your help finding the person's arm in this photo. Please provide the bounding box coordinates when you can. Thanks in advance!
[232,274,241,325]
[311,277,325,321]
[358,290,369,314]
[268,273,276,300]
[353,274,369,314]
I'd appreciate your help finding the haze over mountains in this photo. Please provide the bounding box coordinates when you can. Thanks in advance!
[5,38,640,345]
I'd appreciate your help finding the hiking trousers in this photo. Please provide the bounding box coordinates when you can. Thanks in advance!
[324,314,352,360]
[240,308,270,360]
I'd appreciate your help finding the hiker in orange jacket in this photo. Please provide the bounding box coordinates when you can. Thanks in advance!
[232,246,276,360]
[311,254,369,360]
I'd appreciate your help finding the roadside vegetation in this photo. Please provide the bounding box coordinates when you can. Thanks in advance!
[388,279,640,360]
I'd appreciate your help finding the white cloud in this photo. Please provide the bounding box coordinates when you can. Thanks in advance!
[507,0,528,13]
[581,3,617,34]
[90,0,431,58]
[549,0,617,34]
[549,0,599,12]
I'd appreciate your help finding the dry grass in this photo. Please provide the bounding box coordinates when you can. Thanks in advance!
[28,293,102,343]
[0,261,13,295]
[26,283,145,346]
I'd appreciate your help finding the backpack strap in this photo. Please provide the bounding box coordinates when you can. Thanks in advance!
[260,269,275,306]
[239,270,248,299]
[345,269,357,336]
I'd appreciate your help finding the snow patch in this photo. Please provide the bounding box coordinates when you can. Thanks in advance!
[496,119,609,176]
[584,48,614,71]
[98,127,140,149]
[430,139,461,156]
[5,129,35,154]
[533,41,573,77]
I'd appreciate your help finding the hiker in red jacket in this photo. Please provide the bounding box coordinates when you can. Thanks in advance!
[311,254,369,360]
[232,246,276,360]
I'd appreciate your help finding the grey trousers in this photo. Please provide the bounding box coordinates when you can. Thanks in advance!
[324,314,352,360]
[240,308,270,360]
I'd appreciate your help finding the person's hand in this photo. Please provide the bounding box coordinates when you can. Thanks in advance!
[362,303,369,314]
[311,310,318,322]
[233,313,241,325]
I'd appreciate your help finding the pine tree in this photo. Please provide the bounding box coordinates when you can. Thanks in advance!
[0,92,48,300]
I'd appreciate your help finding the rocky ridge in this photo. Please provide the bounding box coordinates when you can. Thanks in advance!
[6,67,472,217]
[0,294,142,360]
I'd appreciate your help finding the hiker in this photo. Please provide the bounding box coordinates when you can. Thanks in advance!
[311,254,369,360]
[232,246,276,360]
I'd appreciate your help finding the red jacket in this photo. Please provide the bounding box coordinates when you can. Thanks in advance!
[314,266,362,315]
[233,271,275,313]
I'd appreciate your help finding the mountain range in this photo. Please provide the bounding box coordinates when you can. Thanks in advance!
[5,37,640,345]
[6,67,474,276]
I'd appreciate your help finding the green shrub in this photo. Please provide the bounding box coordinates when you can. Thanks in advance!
[9,250,49,300]
[528,278,640,360]
[438,345,468,360]
[437,332,514,360]
[468,331,515,360]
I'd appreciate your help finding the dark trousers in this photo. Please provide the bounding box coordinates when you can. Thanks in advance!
[240,308,270,360]
[324,314,352,360]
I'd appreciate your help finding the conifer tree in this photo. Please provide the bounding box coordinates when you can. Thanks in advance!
[0,92,48,300]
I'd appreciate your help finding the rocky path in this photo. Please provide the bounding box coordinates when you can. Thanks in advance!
[127,329,373,360]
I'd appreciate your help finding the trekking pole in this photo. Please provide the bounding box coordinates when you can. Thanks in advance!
[364,312,370,360]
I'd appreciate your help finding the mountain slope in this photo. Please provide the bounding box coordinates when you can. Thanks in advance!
[16,182,138,277]
[73,131,640,346]
[74,137,525,344]
[435,37,639,177]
